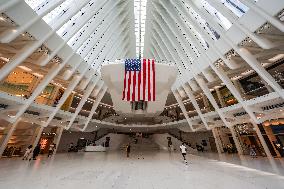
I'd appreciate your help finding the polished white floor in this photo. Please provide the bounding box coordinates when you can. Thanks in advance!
[0,151,284,189]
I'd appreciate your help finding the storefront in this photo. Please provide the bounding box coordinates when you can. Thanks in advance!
[261,119,284,157]
[234,123,265,156]
[38,128,57,154]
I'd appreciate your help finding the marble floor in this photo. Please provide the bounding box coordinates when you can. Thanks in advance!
[193,151,284,176]
[0,151,284,189]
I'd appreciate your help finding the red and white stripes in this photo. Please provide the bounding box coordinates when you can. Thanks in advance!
[123,59,156,101]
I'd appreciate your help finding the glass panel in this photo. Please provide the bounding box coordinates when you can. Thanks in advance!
[219,0,249,18]
[134,0,148,57]
[201,0,232,30]
[57,0,96,38]
[25,0,46,9]
[181,1,220,41]
[43,0,73,25]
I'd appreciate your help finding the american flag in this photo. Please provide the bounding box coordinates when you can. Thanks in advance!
[122,59,156,101]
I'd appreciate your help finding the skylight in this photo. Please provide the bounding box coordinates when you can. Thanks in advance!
[25,0,46,9]
[219,0,249,18]
[134,0,147,58]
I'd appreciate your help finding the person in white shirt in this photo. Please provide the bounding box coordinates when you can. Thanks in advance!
[180,143,187,164]
[22,145,32,160]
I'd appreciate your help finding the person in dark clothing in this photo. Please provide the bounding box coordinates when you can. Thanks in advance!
[30,144,41,161]
[126,144,131,158]
[48,143,56,157]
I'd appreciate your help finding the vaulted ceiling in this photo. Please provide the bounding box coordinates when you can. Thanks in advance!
[0,0,283,132]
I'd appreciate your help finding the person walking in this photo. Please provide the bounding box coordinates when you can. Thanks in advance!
[126,144,131,158]
[180,143,188,164]
[48,143,56,157]
[249,145,257,158]
[68,142,74,152]
[22,145,32,160]
[30,144,41,161]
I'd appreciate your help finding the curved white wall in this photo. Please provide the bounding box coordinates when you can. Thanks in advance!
[101,63,177,117]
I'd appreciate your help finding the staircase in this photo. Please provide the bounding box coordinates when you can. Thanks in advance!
[120,136,160,152]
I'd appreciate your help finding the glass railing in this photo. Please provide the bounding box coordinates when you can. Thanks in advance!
[0,81,56,106]
[0,82,30,97]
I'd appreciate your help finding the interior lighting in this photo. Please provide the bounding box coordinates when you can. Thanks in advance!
[0,57,9,62]
[18,65,32,72]
[134,0,148,57]
[241,70,254,76]
[268,54,284,62]
[33,72,43,78]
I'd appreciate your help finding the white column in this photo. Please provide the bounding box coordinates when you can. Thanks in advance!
[195,76,244,155]
[231,79,247,99]
[30,126,44,153]
[184,0,284,99]
[260,77,274,93]
[251,121,273,158]
[53,127,64,155]
[13,61,70,122]
[0,0,66,43]
[239,48,284,99]
[206,0,275,49]
[210,66,259,123]
[238,0,284,32]
[229,127,244,156]
[42,74,84,128]
[212,127,222,154]
[0,118,21,157]
[183,84,210,129]
[195,76,224,119]
[65,77,100,129]
[173,89,195,131]
[91,82,104,98]
[215,87,226,108]
[0,0,19,12]
[81,86,107,131]
[0,41,37,82]
[202,93,210,111]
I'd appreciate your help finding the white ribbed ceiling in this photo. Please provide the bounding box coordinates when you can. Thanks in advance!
[25,0,136,70]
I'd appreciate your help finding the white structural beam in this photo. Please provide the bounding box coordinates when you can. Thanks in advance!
[65,76,100,129]
[183,0,284,99]
[0,118,21,157]
[172,89,195,131]
[81,86,108,131]
[238,0,284,32]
